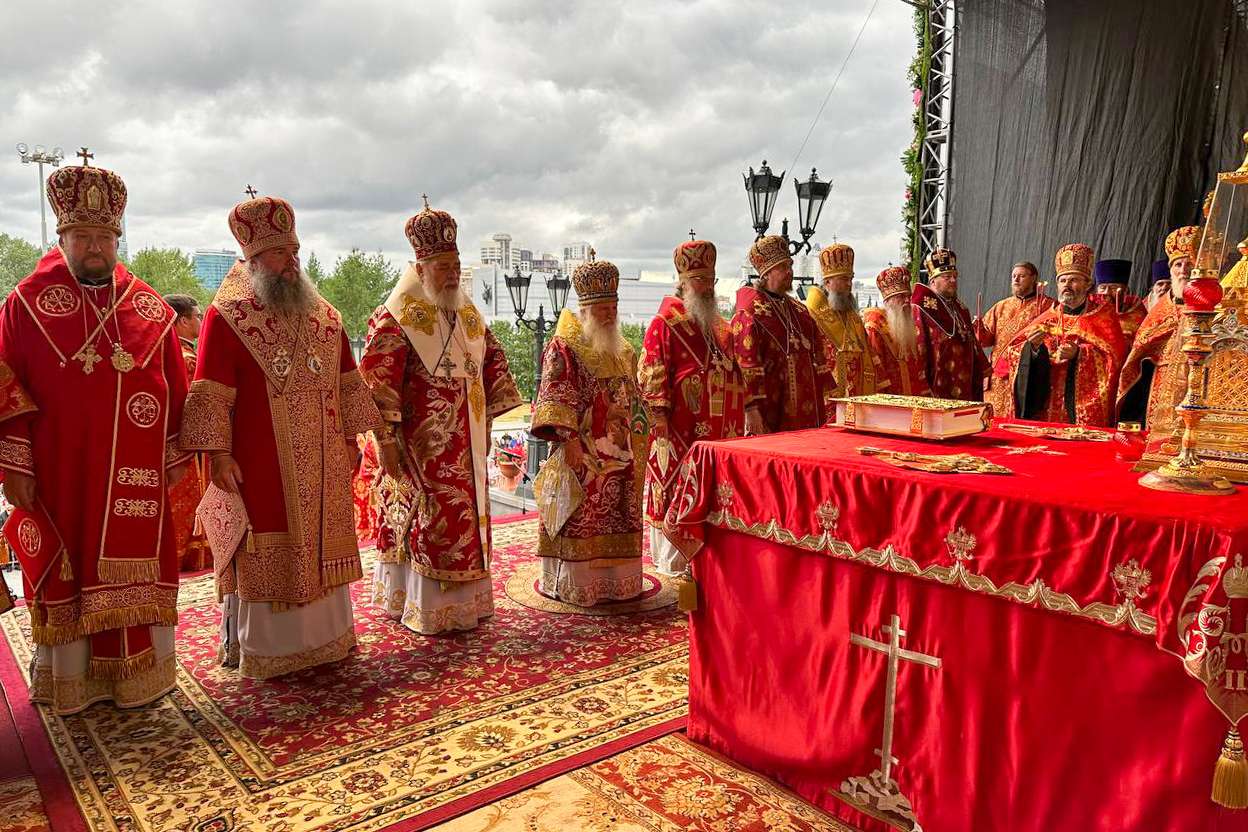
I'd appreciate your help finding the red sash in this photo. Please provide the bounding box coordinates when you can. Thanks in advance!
[14,248,175,584]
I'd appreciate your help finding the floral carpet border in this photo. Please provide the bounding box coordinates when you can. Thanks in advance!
[0,518,690,832]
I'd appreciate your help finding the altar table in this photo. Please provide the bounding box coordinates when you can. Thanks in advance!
[664,422,1248,832]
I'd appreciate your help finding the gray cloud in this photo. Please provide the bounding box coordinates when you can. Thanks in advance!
[0,0,916,280]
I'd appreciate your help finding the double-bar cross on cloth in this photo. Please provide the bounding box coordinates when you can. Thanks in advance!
[850,613,941,783]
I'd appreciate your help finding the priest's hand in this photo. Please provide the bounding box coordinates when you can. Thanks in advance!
[211,453,244,494]
[379,440,404,480]
[1027,329,1047,349]
[2,471,35,510]
[744,407,767,436]
[1054,342,1078,363]
[168,462,189,486]
[650,416,668,441]
[563,438,584,471]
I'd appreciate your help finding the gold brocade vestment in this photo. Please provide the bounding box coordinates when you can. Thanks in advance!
[805,285,876,402]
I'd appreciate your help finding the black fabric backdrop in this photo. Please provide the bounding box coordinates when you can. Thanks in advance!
[947,0,1248,304]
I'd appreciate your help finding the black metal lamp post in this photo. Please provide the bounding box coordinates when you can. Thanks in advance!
[506,263,571,481]
[744,161,832,299]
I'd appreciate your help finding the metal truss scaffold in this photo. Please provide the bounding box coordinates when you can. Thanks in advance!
[917,0,955,278]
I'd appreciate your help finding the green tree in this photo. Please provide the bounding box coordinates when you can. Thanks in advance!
[128,247,211,306]
[490,320,536,401]
[621,322,645,356]
[0,233,41,298]
[318,249,399,338]
[305,251,327,286]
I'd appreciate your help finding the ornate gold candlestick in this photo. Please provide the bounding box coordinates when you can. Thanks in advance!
[1141,271,1236,495]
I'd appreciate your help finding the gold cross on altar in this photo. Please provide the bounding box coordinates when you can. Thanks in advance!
[849,613,940,784]
[244,184,258,198]
[77,147,93,166]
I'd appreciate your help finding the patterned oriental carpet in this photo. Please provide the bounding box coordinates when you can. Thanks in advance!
[0,517,691,832]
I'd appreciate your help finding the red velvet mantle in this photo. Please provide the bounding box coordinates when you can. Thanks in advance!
[665,420,1248,831]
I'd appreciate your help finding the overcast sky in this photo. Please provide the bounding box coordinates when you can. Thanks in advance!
[1,0,916,279]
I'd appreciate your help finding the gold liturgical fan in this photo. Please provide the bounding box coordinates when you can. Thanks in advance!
[1140,133,1248,494]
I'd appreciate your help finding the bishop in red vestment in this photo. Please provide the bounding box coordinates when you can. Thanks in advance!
[863,267,931,396]
[912,248,988,401]
[974,261,1056,417]
[1116,226,1200,437]
[164,294,211,571]
[180,195,382,679]
[638,238,744,576]
[0,164,190,713]
[360,201,521,633]
[532,255,647,606]
[1006,244,1128,426]
[731,235,832,434]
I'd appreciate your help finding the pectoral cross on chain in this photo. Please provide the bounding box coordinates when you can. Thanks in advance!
[438,354,457,378]
[839,613,940,831]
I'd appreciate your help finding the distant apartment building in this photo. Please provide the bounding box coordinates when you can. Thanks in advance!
[193,248,236,291]
[480,233,513,270]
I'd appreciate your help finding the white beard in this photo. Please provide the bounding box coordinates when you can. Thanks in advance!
[249,262,318,316]
[581,313,626,355]
[886,303,918,358]
[684,290,721,338]
[424,281,463,312]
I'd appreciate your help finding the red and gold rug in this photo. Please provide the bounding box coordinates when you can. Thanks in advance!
[432,734,857,832]
[0,518,688,831]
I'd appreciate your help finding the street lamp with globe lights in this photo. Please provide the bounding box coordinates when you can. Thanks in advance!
[16,143,65,250]
[743,160,832,299]
[505,263,571,481]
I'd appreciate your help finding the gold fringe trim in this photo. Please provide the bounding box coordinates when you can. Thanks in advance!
[31,604,178,646]
[1213,728,1248,810]
[321,556,363,589]
[97,559,160,585]
[88,648,156,681]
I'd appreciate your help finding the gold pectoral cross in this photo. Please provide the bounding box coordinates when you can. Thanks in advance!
[75,343,103,374]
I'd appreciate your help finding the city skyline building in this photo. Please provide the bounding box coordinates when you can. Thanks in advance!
[193,248,236,290]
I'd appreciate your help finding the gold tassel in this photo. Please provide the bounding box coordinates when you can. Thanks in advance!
[1213,728,1248,809]
[193,513,203,536]
[245,526,256,553]
[676,577,698,612]
[59,549,73,581]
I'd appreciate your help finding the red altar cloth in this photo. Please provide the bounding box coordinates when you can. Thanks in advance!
[665,422,1248,832]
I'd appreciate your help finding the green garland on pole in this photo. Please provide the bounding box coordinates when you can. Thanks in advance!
[900,5,932,281]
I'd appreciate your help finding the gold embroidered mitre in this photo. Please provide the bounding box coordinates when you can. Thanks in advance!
[1165,225,1201,265]
[1054,243,1094,279]
[820,243,855,279]
[876,266,911,301]
[405,198,459,262]
[229,196,299,258]
[46,165,127,234]
[573,255,619,306]
[748,235,791,277]
[924,247,957,279]
[674,239,716,280]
